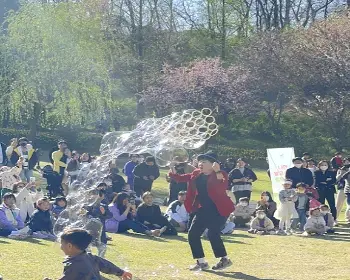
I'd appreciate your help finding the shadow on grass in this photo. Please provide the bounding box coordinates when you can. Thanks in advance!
[0,238,10,244]
[109,232,169,243]
[205,271,276,280]
[232,233,255,239]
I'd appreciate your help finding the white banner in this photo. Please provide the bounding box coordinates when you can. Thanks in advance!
[267,148,295,195]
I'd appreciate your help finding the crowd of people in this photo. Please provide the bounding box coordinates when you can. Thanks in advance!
[1,136,350,278]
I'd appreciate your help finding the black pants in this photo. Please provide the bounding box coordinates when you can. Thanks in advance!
[318,188,337,219]
[234,190,252,202]
[188,209,227,259]
[0,229,12,237]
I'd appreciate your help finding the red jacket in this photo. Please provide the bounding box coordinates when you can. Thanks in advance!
[169,169,235,217]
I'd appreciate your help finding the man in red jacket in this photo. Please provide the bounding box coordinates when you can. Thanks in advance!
[169,152,235,271]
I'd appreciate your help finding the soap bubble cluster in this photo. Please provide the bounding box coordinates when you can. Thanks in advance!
[53,108,218,274]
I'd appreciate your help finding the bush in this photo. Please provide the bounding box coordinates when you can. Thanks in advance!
[0,128,102,153]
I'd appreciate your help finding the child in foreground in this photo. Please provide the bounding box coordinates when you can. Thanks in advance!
[44,228,132,280]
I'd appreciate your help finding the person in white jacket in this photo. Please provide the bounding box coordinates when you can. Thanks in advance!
[166,191,189,232]
[12,181,44,222]
[0,158,23,198]
[304,208,326,236]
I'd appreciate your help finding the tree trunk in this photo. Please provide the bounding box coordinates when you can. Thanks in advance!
[221,0,226,59]
[28,102,41,145]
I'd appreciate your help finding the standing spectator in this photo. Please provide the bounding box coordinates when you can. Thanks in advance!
[302,152,312,161]
[222,158,235,174]
[123,154,139,189]
[5,138,17,165]
[307,159,317,179]
[166,158,195,204]
[293,183,310,232]
[340,169,350,225]
[314,160,337,220]
[285,157,314,188]
[336,157,350,222]
[8,137,38,182]
[133,156,160,197]
[229,158,257,201]
[66,151,80,183]
[331,152,343,171]
[0,141,7,167]
[52,140,69,181]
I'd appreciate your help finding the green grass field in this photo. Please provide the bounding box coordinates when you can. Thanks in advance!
[1,169,350,280]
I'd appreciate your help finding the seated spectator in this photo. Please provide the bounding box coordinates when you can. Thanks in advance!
[28,197,56,240]
[203,217,235,237]
[8,137,38,183]
[304,208,326,236]
[106,160,127,196]
[52,196,67,219]
[285,157,314,188]
[0,193,25,237]
[320,204,335,234]
[293,183,310,232]
[133,156,160,197]
[248,210,275,235]
[43,228,132,280]
[0,158,23,198]
[166,191,189,232]
[229,158,257,201]
[255,191,278,227]
[84,189,112,258]
[232,197,251,227]
[137,192,177,235]
[12,181,43,222]
[105,192,160,237]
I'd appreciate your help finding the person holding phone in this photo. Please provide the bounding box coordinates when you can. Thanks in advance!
[8,137,38,183]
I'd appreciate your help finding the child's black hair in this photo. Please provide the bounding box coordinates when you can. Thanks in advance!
[320,204,329,209]
[54,196,67,206]
[60,228,93,251]
[145,156,155,163]
[3,193,16,201]
[261,191,274,202]
[296,183,307,189]
[239,197,249,203]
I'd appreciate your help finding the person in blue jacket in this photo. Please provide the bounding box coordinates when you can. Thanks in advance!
[123,154,139,189]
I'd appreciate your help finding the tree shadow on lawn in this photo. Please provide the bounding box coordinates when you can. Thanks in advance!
[0,238,10,244]
[205,271,276,280]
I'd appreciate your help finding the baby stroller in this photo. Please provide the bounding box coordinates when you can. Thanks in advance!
[42,165,64,199]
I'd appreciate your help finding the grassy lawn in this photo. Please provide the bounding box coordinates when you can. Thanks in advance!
[1,169,350,280]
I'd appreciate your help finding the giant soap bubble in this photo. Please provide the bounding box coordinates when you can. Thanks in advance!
[54,108,218,265]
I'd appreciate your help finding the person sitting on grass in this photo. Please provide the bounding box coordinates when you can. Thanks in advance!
[12,181,43,223]
[0,193,25,237]
[43,228,132,280]
[105,192,160,237]
[136,192,177,236]
[255,191,278,227]
[304,208,326,236]
[166,191,189,232]
[248,210,275,235]
[320,204,335,234]
[52,196,67,219]
[232,197,251,227]
[28,197,56,240]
